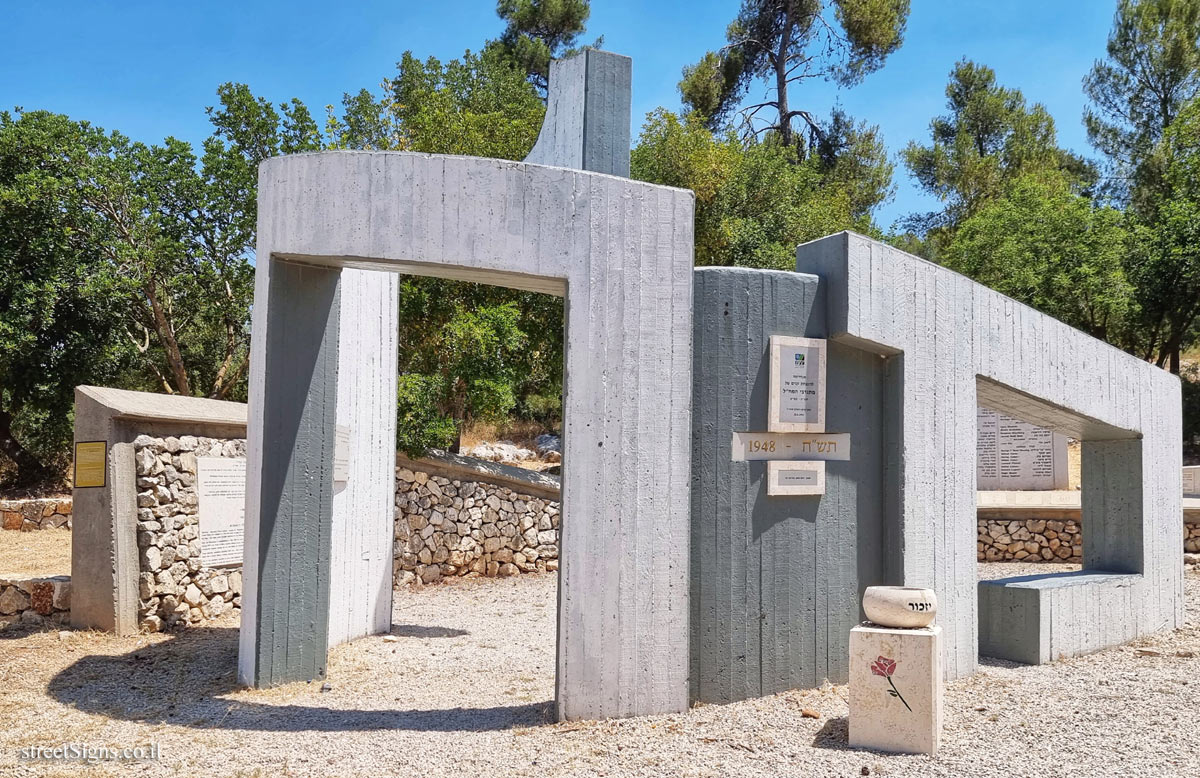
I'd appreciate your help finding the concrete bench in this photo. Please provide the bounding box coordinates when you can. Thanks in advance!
[978,570,1144,664]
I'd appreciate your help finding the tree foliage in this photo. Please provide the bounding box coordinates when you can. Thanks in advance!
[944,173,1132,341]
[1123,96,1200,368]
[489,0,600,92]
[679,0,909,150]
[632,109,883,269]
[903,60,1096,255]
[0,112,130,483]
[1084,0,1200,207]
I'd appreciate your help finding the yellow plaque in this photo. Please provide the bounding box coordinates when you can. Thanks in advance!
[74,441,107,488]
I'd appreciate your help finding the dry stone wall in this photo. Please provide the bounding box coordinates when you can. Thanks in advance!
[393,466,560,586]
[1,498,71,531]
[133,435,244,632]
[0,575,70,627]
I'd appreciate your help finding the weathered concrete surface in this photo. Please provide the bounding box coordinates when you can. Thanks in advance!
[327,269,399,650]
[798,232,1183,677]
[690,268,896,703]
[241,50,694,720]
[978,571,1142,664]
[525,50,631,177]
[71,386,246,634]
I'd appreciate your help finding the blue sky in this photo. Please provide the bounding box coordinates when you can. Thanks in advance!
[1,0,1116,230]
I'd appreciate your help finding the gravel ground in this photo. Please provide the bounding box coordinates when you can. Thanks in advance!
[1,567,1198,777]
[0,530,70,577]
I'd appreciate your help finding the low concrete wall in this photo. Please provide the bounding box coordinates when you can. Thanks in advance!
[1,498,71,531]
[0,575,70,628]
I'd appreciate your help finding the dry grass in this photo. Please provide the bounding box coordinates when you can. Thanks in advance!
[0,529,71,578]
[1067,439,1081,490]
[458,419,556,454]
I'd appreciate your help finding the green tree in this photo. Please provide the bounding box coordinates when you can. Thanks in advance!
[632,109,870,269]
[1123,96,1200,369]
[944,173,1132,341]
[1084,0,1200,207]
[0,111,129,483]
[679,0,909,149]
[903,60,1095,255]
[490,0,599,92]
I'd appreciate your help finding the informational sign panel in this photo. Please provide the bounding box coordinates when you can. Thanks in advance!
[74,441,107,488]
[1183,466,1200,496]
[768,335,826,432]
[976,407,1068,491]
[197,456,247,567]
[767,461,826,496]
[731,431,850,461]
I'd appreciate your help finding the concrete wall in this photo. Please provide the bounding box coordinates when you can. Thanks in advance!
[797,232,1183,677]
[241,50,695,720]
[689,268,897,703]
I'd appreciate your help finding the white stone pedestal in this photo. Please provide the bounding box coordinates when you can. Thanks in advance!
[849,624,942,755]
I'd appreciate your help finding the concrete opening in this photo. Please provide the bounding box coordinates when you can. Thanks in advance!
[976,376,1148,663]
[240,143,694,722]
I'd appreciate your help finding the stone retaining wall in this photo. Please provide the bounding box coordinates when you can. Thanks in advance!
[394,466,560,586]
[980,518,1200,562]
[0,575,70,628]
[133,435,244,632]
[1,498,71,531]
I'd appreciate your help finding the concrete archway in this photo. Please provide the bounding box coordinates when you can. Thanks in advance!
[238,51,695,721]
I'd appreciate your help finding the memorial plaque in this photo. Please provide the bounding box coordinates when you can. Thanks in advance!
[976,407,1068,491]
[197,456,247,567]
[731,431,850,461]
[333,424,350,483]
[74,441,107,488]
[767,460,825,496]
[768,335,826,432]
[1184,466,1200,496]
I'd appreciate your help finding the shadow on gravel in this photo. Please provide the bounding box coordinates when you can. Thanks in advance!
[811,716,848,749]
[977,655,1023,669]
[47,625,551,732]
[390,624,468,638]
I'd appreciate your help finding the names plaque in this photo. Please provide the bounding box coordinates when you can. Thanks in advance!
[768,335,826,432]
[197,456,247,567]
[767,461,826,496]
[976,407,1068,491]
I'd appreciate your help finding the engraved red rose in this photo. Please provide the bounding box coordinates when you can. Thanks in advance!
[870,657,896,677]
[870,656,911,712]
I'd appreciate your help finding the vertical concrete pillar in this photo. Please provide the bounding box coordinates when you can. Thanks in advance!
[690,267,893,703]
[240,259,341,686]
[1081,439,1144,574]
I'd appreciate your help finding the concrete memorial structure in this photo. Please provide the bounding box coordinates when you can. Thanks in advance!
[975,407,1069,491]
[237,43,1180,723]
[71,386,247,633]
[240,49,694,721]
[800,233,1182,675]
[691,233,1181,701]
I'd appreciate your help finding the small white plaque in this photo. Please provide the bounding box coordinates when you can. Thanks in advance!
[767,460,825,495]
[731,431,850,461]
[1184,466,1200,496]
[333,424,350,483]
[197,457,247,568]
[768,335,826,432]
